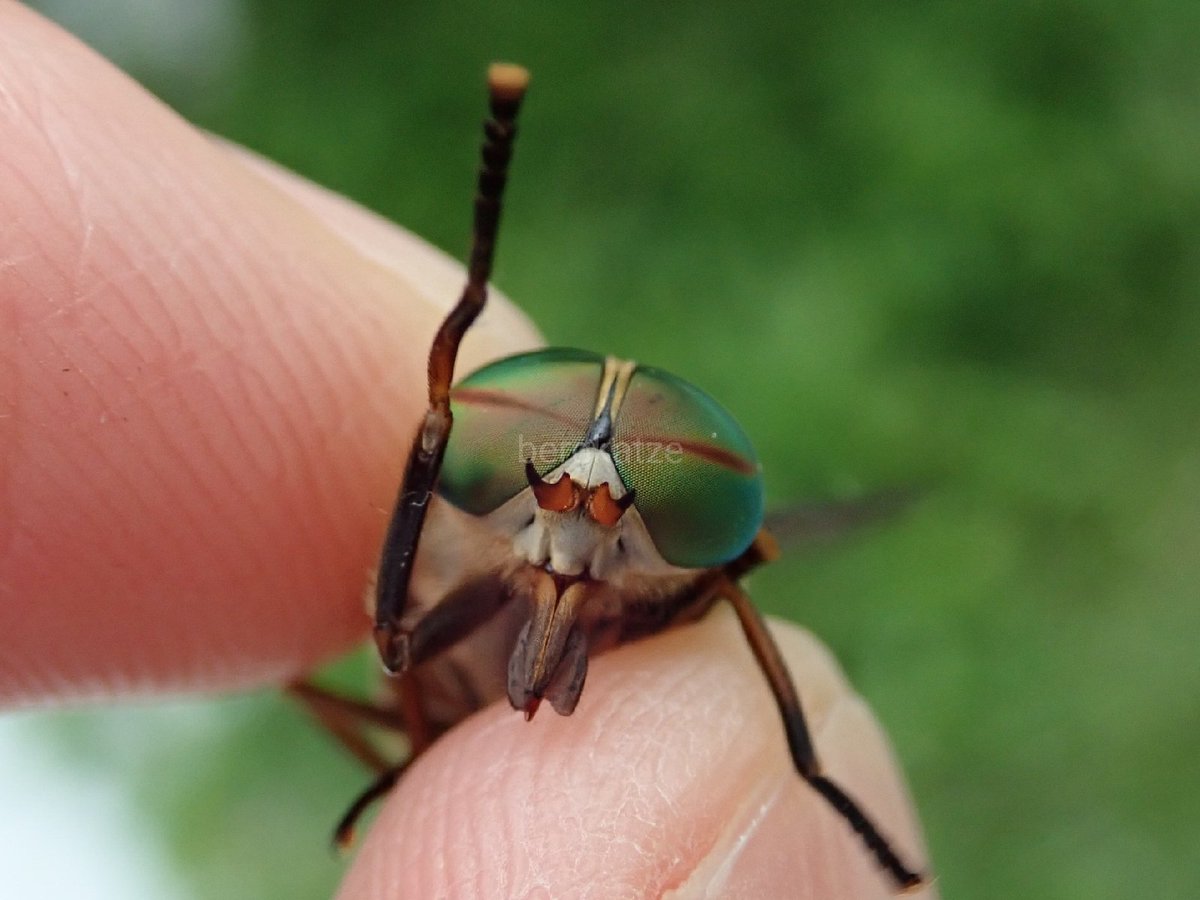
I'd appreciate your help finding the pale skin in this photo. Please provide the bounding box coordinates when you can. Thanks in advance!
[0,5,935,897]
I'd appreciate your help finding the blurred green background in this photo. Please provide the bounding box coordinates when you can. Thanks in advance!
[15,1,1200,897]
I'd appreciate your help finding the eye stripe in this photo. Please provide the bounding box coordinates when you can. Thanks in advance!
[452,387,582,429]
[618,433,758,476]
[611,365,764,568]
[440,348,605,515]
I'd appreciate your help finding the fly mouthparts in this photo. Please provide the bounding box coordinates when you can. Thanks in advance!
[523,696,542,721]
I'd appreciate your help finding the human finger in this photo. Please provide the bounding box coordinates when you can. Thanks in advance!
[336,610,935,899]
[0,3,538,706]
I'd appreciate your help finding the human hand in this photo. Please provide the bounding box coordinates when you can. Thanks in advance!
[0,5,933,897]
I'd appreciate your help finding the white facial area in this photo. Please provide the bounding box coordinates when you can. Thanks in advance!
[486,447,680,581]
[518,447,624,577]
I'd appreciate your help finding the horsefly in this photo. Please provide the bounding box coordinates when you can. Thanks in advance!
[292,63,925,893]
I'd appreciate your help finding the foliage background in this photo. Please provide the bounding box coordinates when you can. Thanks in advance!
[14,1,1200,898]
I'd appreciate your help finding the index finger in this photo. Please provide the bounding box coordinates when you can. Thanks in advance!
[0,4,538,706]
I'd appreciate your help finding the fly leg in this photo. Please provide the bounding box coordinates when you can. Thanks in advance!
[723,581,926,891]
[291,672,429,849]
[387,576,510,674]
[383,573,513,742]
[331,761,411,849]
[373,64,531,672]
[287,680,404,773]
[310,575,513,845]
[286,680,414,847]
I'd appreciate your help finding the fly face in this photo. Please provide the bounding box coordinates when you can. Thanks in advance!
[420,349,764,719]
[441,348,766,573]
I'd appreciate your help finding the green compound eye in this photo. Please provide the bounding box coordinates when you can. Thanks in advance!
[440,348,604,514]
[612,366,764,569]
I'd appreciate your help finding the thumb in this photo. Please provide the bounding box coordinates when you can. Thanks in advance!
[337,609,935,899]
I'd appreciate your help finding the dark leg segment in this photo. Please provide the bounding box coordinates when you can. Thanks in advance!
[287,680,402,773]
[374,64,532,672]
[310,577,513,840]
[333,762,410,849]
[724,583,925,891]
[400,576,510,672]
[287,680,431,847]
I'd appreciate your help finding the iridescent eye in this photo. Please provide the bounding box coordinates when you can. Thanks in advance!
[612,366,764,569]
[439,349,603,514]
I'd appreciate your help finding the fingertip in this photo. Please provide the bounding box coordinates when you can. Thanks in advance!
[336,611,933,898]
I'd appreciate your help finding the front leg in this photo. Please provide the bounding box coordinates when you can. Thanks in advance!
[385,574,510,674]
[373,65,530,670]
[384,574,513,752]
[373,409,452,671]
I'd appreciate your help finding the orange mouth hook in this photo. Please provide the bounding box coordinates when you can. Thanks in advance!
[524,460,635,524]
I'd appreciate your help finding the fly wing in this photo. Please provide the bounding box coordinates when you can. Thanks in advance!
[763,486,924,555]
